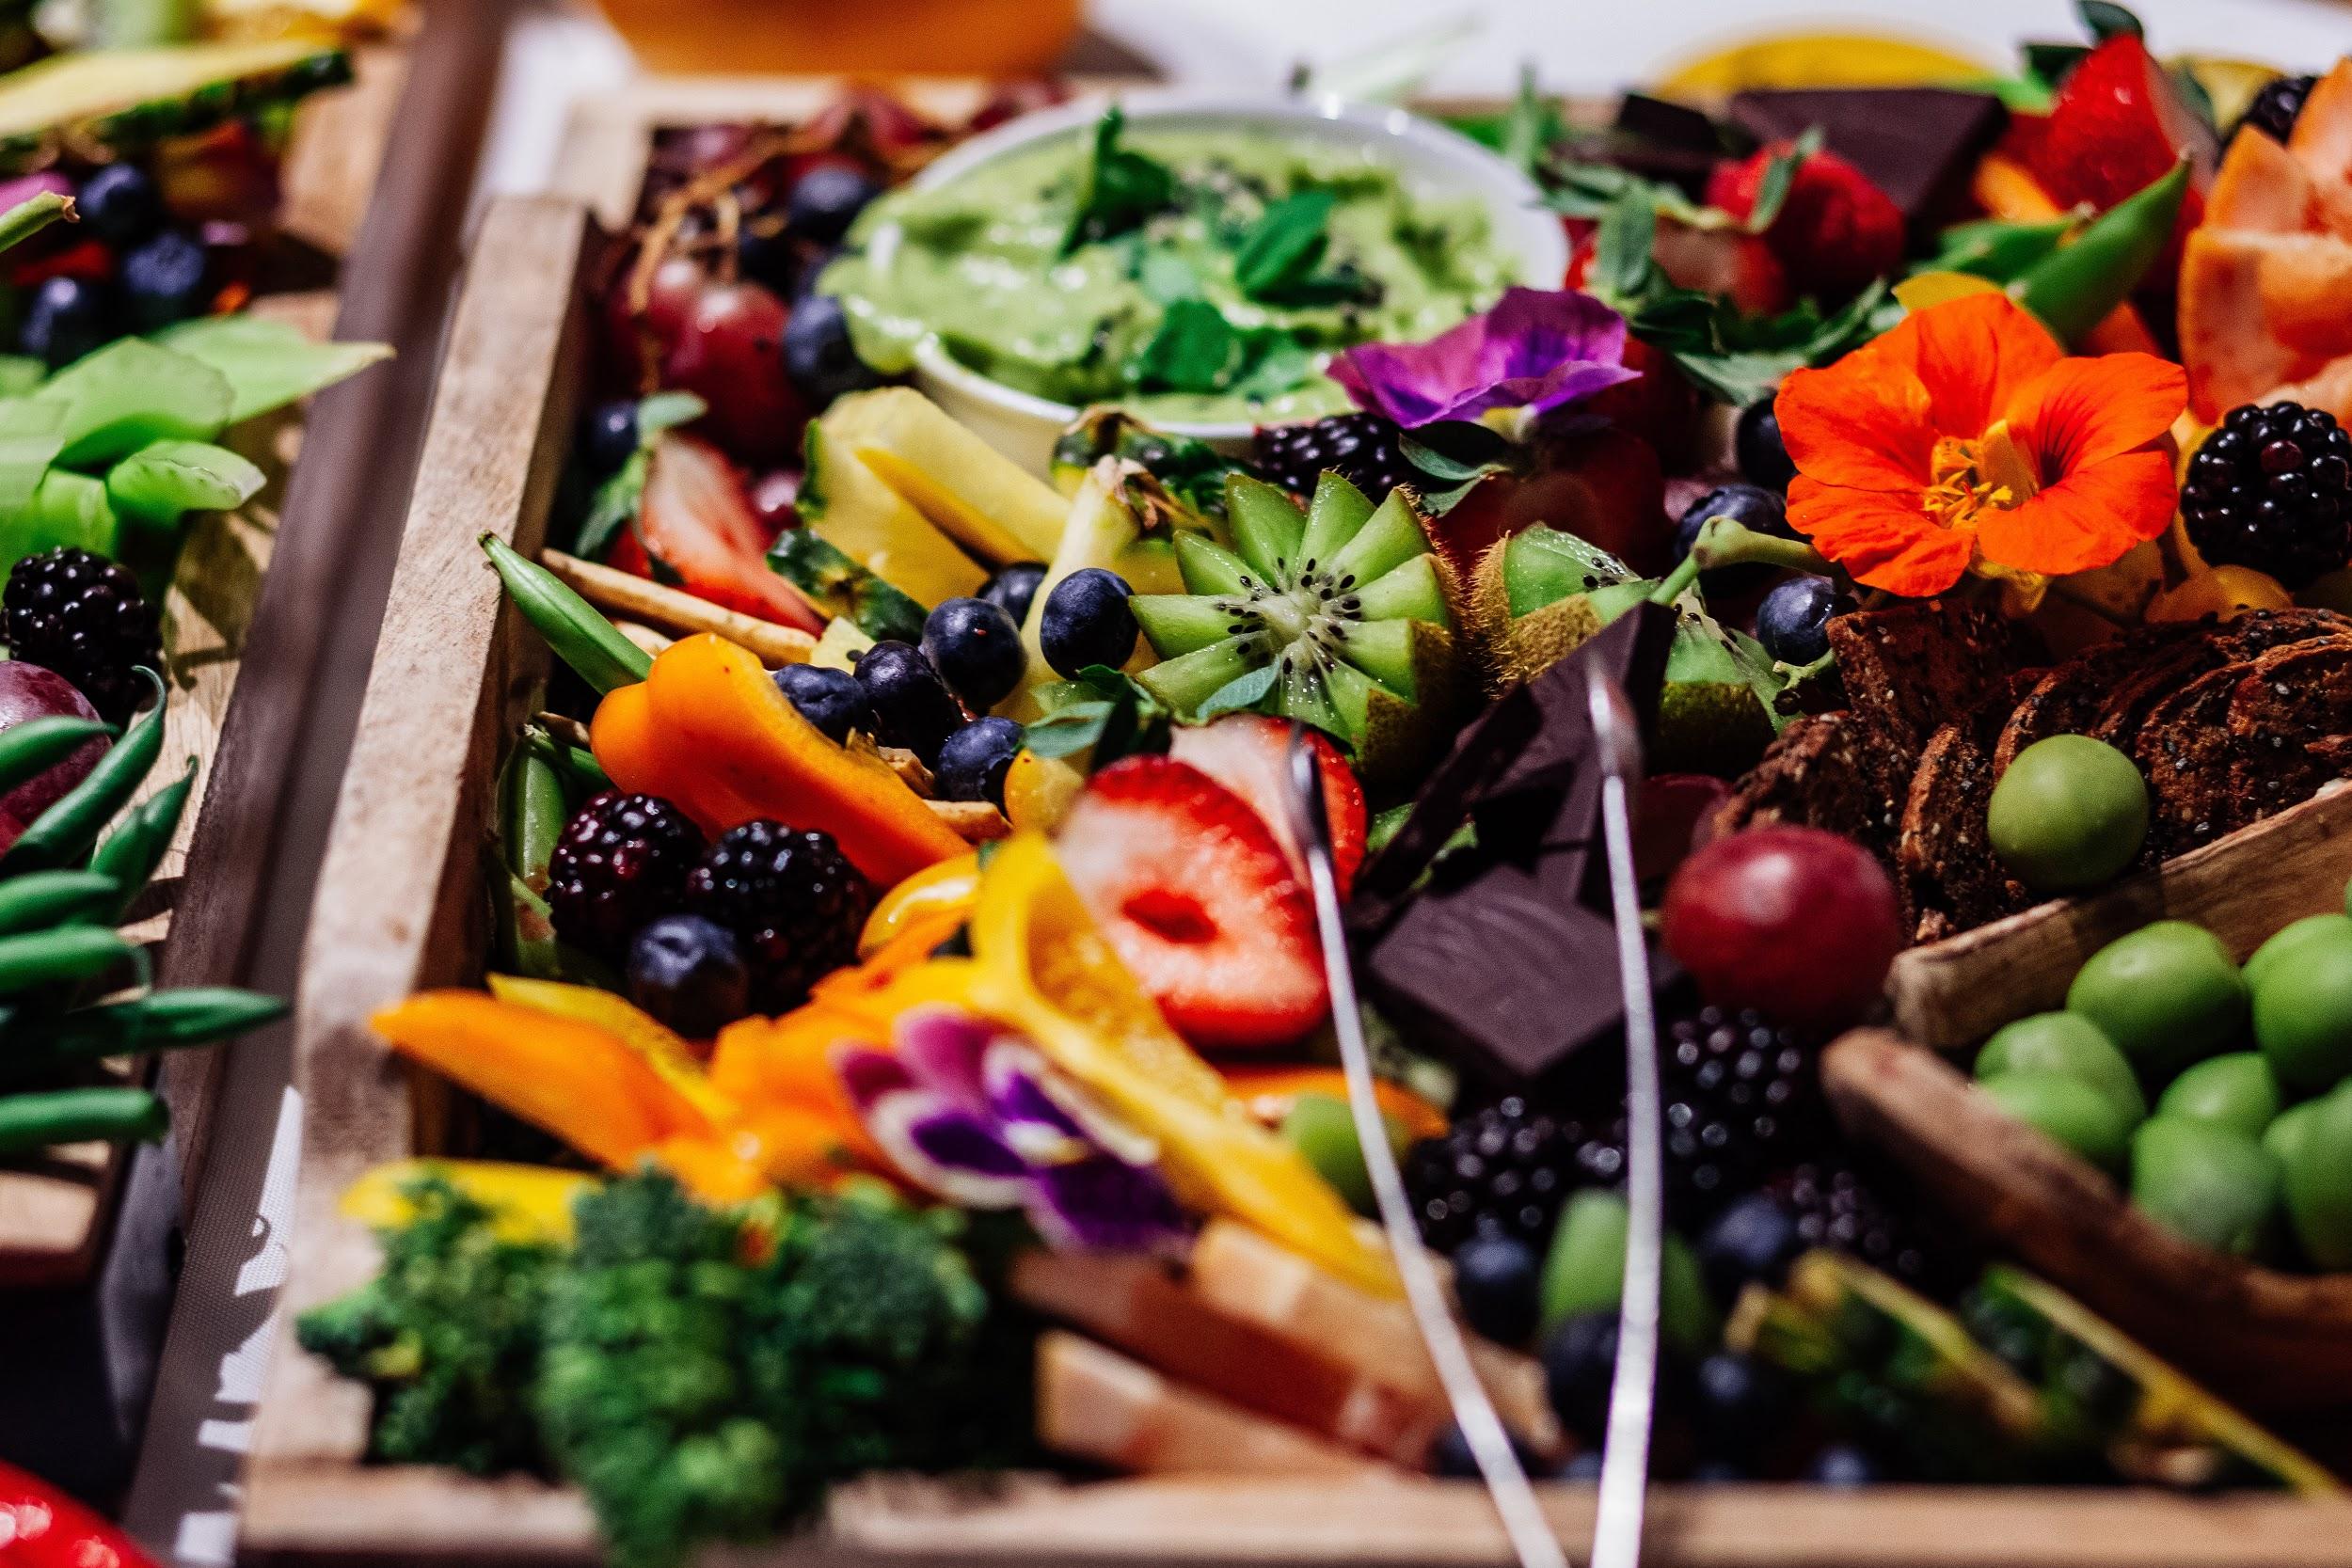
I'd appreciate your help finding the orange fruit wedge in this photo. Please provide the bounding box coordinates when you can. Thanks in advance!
[2181,57,2352,420]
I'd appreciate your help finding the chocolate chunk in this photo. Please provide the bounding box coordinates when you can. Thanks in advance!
[1726,87,2007,224]
[1350,605,1677,1085]
[1615,91,1728,153]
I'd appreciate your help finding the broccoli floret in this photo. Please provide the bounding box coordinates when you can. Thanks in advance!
[533,1171,1026,1568]
[294,1176,557,1475]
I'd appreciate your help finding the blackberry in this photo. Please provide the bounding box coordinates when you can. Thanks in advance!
[1770,1157,1971,1300]
[684,820,872,1011]
[2182,401,2352,588]
[1652,1006,1826,1220]
[1253,411,1414,502]
[2234,74,2317,145]
[545,792,707,962]
[1404,1096,1622,1253]
[2,546,162,720]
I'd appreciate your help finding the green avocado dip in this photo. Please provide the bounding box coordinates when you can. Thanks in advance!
[821,105,1518,424]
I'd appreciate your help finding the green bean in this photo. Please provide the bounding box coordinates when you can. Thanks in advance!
[480,534,650,694]
[0,1085,167,1156]
[0,926,143,995]
[496,737,566,977]
[2012,157,2190,345]
[0,870,122,938]
[87,756,196,914]
[6,988,284,1072]
[1,670,166,877]
[522,723,610,804]
[0,716,113,800]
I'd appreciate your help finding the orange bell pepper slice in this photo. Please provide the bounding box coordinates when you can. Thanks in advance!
[1221,1067,1450,1144]
[373,990,714,1172]
[595,633,966,888]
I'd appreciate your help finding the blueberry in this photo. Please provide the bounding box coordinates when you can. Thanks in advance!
[119,230,209,331]
[783,293,882,406]
[1695,1193,1804,1302]
[1736,395,1798,492]
[1753,575,1845,666]
[76,163,163,246]
[581,399,641,475]
[1561,1450,1607,1481]
[19,276,114,367]
[787,164,882,245]
[1453,1233,1541,1346]
[1675,483,1790,561]
[1039,567,1136,677]
[1429,1422,1559,1481]
[1804,1443,1885,1488]
[853,639,963,766]
[1691,1353,1788,1460]
[773,661,870,743]
[979,560,1049,627]
[922,595,1026,709]
[935,717,1023,808]
[736,220,801,294]
[1542,1311,1620,1444]
[626,913,751,1037]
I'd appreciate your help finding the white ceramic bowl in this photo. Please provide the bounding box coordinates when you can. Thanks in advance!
[872,90,1569,474]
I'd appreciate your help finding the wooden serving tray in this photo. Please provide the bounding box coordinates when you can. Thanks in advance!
[239,79,2352,1568]
[0,41,415,1288]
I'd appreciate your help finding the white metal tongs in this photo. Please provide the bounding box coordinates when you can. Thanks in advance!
[1282,666,1661,1568]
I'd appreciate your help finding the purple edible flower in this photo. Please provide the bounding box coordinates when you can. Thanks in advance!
[1327,286,1638,429]
[834,1008,1188,1254]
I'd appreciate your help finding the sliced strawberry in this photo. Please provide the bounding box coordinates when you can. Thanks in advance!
[1056,755,1328,1052]
[633,431,826,632]
[1168,715,1367,896]
[2018,35,2213,274]
[1651,218,1790,316]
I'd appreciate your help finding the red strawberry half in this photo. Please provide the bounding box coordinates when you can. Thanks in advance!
[1056,754,1328,1051]
[2018,35,2214,272]
[1167,714,1367,896]
[619,431,825,632]
[1707,142,1904,301]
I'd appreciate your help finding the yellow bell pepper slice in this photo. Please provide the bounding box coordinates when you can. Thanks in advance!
[858,851,981,958]
[340,1158,592,1245]
[966,834,1396,1297]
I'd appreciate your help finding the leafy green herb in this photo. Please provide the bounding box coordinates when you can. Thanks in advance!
[1622,277,1890,406]
[105,439,266,526]
[1193,663,1279,721]
[2018,42,2088,99]
[1064,104,1176,253]
[2169,61,2217,135]
[1022,665,1168,763]
[1130,299,1238,395]
[1500,63,1565,178]
[1233,188,1335,300]
[1744,126,1824,233]
[575,392,707,561]
[2077,0,2142,40]
[152,313,391,426]
[1136,248,1202,305]
[1590,187,1661,302]
[0,357,45,399]
[1397,418,1517,512]
[30,338,233,467]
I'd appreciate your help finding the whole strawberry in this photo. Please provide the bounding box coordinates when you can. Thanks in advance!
[1707,142,1904,302]
[2016,34,2210,272]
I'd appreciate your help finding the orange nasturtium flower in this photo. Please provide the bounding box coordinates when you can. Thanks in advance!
[1775,292,2187,597]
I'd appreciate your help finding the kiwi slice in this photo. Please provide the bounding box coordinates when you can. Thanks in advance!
[1129,472,1463,786]
[1475,524,1784,776]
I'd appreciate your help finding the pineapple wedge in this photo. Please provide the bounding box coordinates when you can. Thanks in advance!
[798,421,985,609]
[807,616,875,673]
[821,388,1067,563]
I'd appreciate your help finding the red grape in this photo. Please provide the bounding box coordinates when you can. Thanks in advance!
[1660,825,1901,1031]
[641,254,708,349]
[0,663,106,853]
[662,278,810,465]
[1631,773,1728,887]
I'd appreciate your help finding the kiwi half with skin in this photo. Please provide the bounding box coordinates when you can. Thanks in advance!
[1130,472,1464,788]
[1476,524,1784,776]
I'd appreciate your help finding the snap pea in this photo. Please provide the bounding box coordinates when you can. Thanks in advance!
[5,988,285,1073]
[0,716,112,800]
[0,870,123,939]
[0,926,143,995]
[524,724,610,803]
[87,756,196,916]
[0,1085,167,1156]
[0,669,166,877]
[2012,156,2190,345]
[495,736,567,978]
[480,534,651,694]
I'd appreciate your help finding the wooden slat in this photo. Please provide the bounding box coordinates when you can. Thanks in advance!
[246,195,596,1479]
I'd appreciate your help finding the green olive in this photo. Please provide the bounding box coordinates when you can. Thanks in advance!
[2280,1085,2352,1269]
[2066,921,2246,1083]
[2130,1117,2282,1258]
[1986,735,2150,894]
[1976,1012,2146,1122]
[2252,935,2352,1096]
[1980,1070,2139,1172]
[1280,1093,1404,1216]
[2246,913,2352,993]
[2265,1099,2328,1170]
[1537,1189,1716,1352]
[2154,1053,2280,1139]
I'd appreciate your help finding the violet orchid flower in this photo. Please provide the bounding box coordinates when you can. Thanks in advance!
[834,1008,1189,1254]
[1327,286,1638,429]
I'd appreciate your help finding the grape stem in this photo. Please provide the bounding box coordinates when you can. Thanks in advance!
[1645,515,1833,607]
[0,192,72,258]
